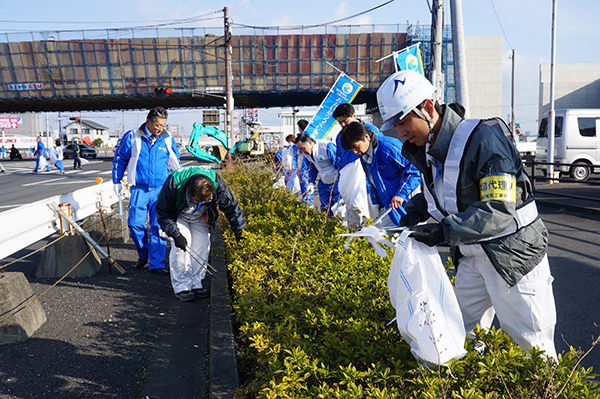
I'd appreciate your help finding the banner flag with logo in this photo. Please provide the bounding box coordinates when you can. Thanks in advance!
[394,42,424,76]
[303,73,362,140]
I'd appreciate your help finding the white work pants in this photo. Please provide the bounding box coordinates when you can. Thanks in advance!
[455,243,557,360]
[169,217,210,294]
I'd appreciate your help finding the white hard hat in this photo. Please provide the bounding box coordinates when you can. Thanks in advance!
[377,70,437,131]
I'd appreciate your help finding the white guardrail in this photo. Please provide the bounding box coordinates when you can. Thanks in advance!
[0,181,119,261]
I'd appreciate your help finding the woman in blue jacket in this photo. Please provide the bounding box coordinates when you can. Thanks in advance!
[340,121,421,226]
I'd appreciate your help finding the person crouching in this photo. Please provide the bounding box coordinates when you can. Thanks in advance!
[156,166,246,302]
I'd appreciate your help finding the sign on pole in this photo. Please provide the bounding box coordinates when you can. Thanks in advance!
[303,73,362,140]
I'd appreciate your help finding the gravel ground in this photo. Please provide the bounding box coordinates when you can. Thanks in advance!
[0,240,179,399]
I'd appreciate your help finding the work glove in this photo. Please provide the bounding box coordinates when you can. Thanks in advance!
[234,230,244,242]
[113,183,122,196]
[400,211,421,227]
[174,234,188,251]
[409,223,445,247]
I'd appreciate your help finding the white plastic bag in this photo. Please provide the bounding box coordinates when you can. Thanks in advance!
[48,148,57,164]
[388,229,467,365]
[37,154,49,170]
[338,159,370,228]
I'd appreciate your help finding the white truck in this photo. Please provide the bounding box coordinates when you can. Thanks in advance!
[535,108,600,181]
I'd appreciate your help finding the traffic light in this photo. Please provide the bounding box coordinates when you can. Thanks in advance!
[69,117,79,121]
[154,87,172,96]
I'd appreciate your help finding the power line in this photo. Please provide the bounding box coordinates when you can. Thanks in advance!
[489,0,513,50]
[233,0,395,30]
[0,10,223,33]
[231,0,255,18]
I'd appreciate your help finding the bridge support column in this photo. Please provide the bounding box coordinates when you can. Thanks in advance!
[0,272,47,345]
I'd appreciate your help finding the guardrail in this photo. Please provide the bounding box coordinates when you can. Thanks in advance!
[525,159,600,204]
[0,181,119,261]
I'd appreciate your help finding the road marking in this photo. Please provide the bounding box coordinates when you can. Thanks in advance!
[22,177,67,186]
[36,180,95,186]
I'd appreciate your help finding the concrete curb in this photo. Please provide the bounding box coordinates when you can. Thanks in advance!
[209,232,239,399]
[535,196,600,215]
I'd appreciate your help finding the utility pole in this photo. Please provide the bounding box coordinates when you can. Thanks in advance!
[510,49,516,140]
[431,0,444,101]
[547,0,558,184]
[450,0,469,116]
[224,7,233,162]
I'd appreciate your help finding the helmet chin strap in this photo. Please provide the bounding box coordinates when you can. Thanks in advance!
[412,107,435,143]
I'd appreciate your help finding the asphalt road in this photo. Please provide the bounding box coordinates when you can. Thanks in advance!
[537,202,600,368]
[0,156,203,211]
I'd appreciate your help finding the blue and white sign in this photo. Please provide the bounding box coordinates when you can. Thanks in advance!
[303,73,362,140]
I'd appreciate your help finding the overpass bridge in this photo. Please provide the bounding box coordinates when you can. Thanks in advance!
[0,25,450,113]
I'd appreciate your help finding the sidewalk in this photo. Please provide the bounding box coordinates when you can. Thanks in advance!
[0,226,238,399]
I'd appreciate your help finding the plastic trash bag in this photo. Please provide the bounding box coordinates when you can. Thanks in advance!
[48,148,57,164]
[388,229,467,365]
[338,159,370,228]
[37,154,49,170]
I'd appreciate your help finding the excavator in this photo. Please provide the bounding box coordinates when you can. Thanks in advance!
[231,129,265,159]
[186,122,265,164]
[186,122,229,163]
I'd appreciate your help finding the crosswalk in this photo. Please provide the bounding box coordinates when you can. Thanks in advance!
[11,168,113,186]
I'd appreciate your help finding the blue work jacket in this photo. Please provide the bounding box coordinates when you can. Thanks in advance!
[112,123,181,190]
[361,135,421,225]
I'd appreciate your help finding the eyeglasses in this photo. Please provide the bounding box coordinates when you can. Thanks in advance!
[192,194,213,205]
[200,195,213,204]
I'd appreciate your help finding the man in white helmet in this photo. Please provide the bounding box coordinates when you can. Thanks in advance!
[377,70,557,360]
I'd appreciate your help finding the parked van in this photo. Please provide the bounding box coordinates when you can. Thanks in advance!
[535,109,600,181]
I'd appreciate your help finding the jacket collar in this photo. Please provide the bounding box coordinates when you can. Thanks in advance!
[136,122,169,138]
[403,105,463,167]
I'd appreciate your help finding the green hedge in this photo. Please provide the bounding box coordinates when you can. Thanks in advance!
[220,163,599,399]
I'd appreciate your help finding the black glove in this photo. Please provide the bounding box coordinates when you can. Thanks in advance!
[400,211,422,227]
[409,223,445,247]
[234,230,243,242]
[174,234,187,251]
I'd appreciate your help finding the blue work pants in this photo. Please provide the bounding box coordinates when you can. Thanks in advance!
[317,179,340,217]
[128,186,166,269]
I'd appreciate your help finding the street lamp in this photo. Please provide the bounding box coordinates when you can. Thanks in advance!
[292,107,300,136]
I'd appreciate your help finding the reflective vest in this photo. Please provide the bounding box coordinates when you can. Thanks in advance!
[310,139,338,185]
[423,118,539,242]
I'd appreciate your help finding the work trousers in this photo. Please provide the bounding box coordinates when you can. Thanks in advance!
[455,243,557,360]
[169,217,210,294]
[128,186,166,270]
[317,179,340,217]
[54,160,64,172]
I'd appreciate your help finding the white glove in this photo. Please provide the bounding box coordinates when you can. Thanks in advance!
[113,183,122,195]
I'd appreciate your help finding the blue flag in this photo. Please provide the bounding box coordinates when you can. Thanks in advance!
[395,43,424,76]
[303,73,362,140]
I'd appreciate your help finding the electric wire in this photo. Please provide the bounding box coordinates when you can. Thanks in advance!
[230,0,255,18]
[489,0,513,50]
[232,0,395,30]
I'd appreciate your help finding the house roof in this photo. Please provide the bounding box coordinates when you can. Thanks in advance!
[64,119,109,130]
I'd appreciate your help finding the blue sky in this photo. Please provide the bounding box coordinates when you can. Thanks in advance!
[3,0,599,135]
